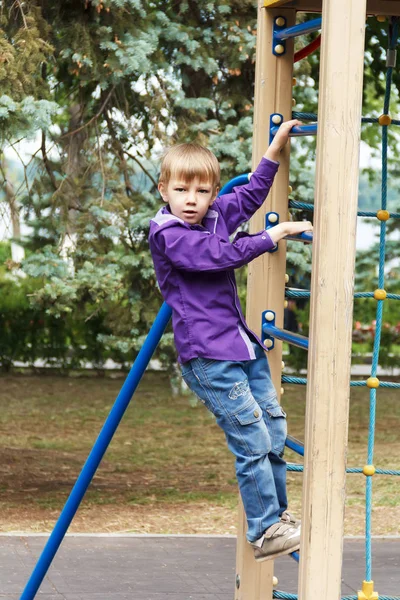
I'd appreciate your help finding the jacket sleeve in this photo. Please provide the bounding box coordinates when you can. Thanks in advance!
[214,157,279,235]
[151,225,276,273]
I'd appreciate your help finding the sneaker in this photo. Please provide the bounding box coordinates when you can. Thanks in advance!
[280,510,301,528]
[252,522,300,562]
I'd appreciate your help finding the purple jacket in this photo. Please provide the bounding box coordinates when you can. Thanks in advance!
[148,157,279,364]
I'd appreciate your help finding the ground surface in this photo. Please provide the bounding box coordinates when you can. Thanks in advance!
[0,373,399,536]
[4,536,400,599]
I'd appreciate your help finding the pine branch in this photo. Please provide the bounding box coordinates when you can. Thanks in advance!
[123,150,158,189]
[95,122,106,206]
[60,86,116,140]
[104,110,134,197]
[41,131,58,191]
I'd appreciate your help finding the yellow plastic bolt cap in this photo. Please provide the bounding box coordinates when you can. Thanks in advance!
[272,576,279,587]
[284,300,288,309]
[281,361,285,370]
[264,339,273,348]
[280,387,284,395]
[272,114,283,125]
[285,273,289,283]
[265,311,275,322]
[377,15,386,22]
[288,185,293,194]
[292,98,296,107]
[274,44,285,55]
[268,213,278,223]
[377,209,390,221]
[366,377,380,389]
[363,465,376,476]
[275,17,285,26]
[292,77,297,86]
[378,114,392,126]
[373,289,387,300]
[358,580,379,600]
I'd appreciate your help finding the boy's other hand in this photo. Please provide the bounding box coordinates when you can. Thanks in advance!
[267,220,313,245]
[264,119,302,162]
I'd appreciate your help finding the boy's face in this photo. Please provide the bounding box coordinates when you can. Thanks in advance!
[158,177,218,225]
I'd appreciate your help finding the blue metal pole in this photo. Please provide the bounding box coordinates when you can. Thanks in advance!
[285,435,304,457]
[275,18,322,41]
[20,301,172,600]
[271,124,317,138]
[262,324,309,350]
[284,231,313,243]
[219,173,250,196]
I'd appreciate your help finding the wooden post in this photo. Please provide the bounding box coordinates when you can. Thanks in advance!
[298,2,366,600]
[235,3,295,599]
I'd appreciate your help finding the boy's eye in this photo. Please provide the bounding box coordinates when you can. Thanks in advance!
[199,189,210,194]
[174,187,185,192]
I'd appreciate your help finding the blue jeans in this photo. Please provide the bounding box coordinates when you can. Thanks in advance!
[181,341,288,542]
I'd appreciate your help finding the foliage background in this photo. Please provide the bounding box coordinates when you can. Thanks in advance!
[0,3,399,371]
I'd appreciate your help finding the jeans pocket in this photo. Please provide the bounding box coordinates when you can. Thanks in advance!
[235,401,263,425]
[265,405,287,456]
[232,401,271,455]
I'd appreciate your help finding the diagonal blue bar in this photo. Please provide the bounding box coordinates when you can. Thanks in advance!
[271,124,317,138]
[262,323,309,350]
[20,302,173,600]
[275,17,322,40]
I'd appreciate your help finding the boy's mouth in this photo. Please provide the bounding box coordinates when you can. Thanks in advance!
[183,210,197,216]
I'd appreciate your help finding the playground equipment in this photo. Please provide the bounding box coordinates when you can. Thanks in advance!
[19,1,400,599]
[237,2,400,600]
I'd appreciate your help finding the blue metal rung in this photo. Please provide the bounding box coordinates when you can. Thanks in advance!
[272,16,321,56]
[275,17,322,41]
[291,551,300,563]
[265,211,313,252]
[262,310,309,351]
[263,323,309,350]
[285,434,305,457]
[271,123,317,138]
[285,231,313,243]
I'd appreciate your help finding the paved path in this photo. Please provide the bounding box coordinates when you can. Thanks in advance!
[2,535,400,599]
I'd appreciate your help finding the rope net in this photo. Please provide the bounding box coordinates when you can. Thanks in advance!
[275,16,400,600]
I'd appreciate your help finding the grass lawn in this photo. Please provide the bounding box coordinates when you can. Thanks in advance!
[352,342,400,356]
[0,372,399,535]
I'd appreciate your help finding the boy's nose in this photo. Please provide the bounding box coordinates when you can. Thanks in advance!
[187,193,196,205]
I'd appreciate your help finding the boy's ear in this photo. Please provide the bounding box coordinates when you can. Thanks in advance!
[210,187,220,204]
[158,182,168,203]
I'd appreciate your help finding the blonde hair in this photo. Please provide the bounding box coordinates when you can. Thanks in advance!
[159,143,220,191]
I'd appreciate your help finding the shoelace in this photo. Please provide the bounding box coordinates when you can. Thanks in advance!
[264,522,295,539]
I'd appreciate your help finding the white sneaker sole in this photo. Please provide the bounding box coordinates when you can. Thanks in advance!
[254,542,300,562]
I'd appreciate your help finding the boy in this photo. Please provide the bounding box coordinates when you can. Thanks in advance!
[148,120,312,561]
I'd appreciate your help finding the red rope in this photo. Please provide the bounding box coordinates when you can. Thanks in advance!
[294,35,321,63]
